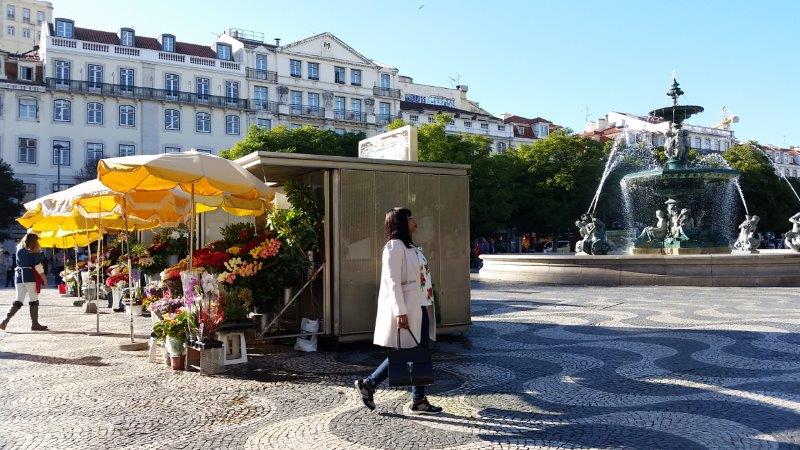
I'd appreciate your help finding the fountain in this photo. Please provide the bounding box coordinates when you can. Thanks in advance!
[479,79,800,286]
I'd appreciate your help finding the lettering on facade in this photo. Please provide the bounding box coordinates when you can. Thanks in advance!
[0,82,45,92]
[404,94,455,108]
[323,41,331,49]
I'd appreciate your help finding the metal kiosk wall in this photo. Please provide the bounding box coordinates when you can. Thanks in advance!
[236,151,471,342]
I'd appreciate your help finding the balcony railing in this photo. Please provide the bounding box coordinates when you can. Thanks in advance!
[246,68,278,82]
[333,109,366,123]
[46,78,250,109]
[373,86,401,99]
[377,113,401,125]
[289,104,325,118]
[252,100,280,113]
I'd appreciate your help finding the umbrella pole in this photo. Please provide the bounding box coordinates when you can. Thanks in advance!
[189,185,195,272]
[96,234,101,333]
[123,210,134,344]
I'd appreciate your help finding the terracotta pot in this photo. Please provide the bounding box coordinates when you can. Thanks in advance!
[170,355,185,371]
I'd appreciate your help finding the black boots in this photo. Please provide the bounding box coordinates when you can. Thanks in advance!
[0,301,23,330]
[29,301,48,331]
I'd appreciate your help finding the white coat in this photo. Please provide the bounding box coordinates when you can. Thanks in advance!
[373,239,437,349]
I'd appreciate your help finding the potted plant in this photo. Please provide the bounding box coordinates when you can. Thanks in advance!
[154,308,190,370]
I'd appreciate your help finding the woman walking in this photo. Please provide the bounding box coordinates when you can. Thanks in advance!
[355,207,442,414]
[0,233,48,331]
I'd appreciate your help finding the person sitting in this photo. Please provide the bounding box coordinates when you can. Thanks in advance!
[638,210,669,241]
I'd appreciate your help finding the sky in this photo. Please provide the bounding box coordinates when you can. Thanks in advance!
[52,0,800,146]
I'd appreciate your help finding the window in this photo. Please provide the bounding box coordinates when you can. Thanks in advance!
[428,116,435,123]
[52,140,71,166]
[19,65,34,81]
[255,54,268,71]
[23,28,30,38]
[19,98,37,119]
[119,105,135,127]
[256,118,272,130]
[535,123,549,138]
[480,122,489,130]
[161,34,175,52]
[498,124,506,131]
[22,8,30,23]
[410,114,419,123]
[464,121,472,128]
[380,73,390,89]
[308,62,319,80]
[379,102,390,121]
[86,143,104,164]
[290,90,302,114]
[55,60,71,83]
[121,29,135,47]
[516,126,525,134]
[37,11,45,25]
[23,183,37,202]
[351,98,361,113]
[216,43,232,60]
[225,115,240,135]
[225,81,239,100]
[693,137,701,148]
[19,138,37,164]
[351,69,361,86]
[55,19,74,38]
[7,26,14,37]
[334,128,345,135]
[704,138,711,149]
[334,66,345,84]
[87,102,103,124]
[196,112,211,133]
[713,139,720,151]
[254,86,268,108]
[164,109,180,130]
[290,59,301,77]
[119,144,135,156]
[88,64,103,88]
[164,147,181,154]
[722,141,729,152]
[7,5,15,19]
[497,142,507,153]
[120,68,134,91]
[308,92,320,110]
[165,73,179,97]
[53,99,71,122]
[196,77,209,99]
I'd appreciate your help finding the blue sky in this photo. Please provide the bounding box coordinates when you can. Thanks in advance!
[53,0,799,145]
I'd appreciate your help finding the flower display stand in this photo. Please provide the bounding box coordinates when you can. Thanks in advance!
[217,331,247,366]
[187,339,224,375]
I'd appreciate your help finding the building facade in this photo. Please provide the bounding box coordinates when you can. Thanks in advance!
[761,144,800,178]
[397,77,513,153]
[0,0,52,53]
[501,114,554,147]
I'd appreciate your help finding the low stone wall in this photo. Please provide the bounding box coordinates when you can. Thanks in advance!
[479,250,800,286]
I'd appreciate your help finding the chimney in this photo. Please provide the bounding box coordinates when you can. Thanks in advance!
[274,38,281,46]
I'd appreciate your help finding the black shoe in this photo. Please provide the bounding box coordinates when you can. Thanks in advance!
[354,379,375,410]
[410,397,442,415]
[113,307,125,313]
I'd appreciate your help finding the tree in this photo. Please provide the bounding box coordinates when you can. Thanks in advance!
[74,158,98,183]
[0,159,27,236]
[724,142,798,232]
[221,125,365,160]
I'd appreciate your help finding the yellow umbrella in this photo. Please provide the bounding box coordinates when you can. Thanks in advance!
[38,228,101,248]
[19,210,159,233]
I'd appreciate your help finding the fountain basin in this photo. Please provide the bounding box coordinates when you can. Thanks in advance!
[479,251,800,286]
[622,167,739,197]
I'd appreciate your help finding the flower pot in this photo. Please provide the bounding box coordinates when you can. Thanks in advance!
[129,304,143,316]
[170,355,185,371]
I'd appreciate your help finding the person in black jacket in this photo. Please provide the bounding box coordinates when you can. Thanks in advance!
[1,233,47,331]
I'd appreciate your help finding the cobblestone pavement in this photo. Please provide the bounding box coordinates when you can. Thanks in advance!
[2,282,800,449]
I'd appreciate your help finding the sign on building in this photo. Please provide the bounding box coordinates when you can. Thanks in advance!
[358,125,418,161]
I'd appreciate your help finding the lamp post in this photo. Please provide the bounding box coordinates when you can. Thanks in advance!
[53,143,64,192]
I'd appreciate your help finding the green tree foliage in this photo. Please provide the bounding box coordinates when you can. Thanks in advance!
[724,142,798,232]
[0,159,26,235]
[220,125,365,160]
[509,131,606,234]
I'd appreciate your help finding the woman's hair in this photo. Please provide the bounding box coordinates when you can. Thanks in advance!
[384,207,414,248]
[18,233,41,252]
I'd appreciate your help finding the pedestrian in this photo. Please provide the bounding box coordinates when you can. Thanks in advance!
[4,251,15,288]
[53,250,65,286]
[0,251,6,285]
[1,233,48,331]
[354,207,442,415]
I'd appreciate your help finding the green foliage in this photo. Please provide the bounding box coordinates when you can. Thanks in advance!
[387,118,407,130]
[220,125,365,160]
[724,142,798,231]
[221,287,252,322]
[0,159,26,236]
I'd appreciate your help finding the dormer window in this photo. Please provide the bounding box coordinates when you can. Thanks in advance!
[216,43,232,61]
[54,19,74,39]
[120,28,135,47]
[161,34,175,52]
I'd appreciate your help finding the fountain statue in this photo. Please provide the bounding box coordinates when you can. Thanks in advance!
[575,214,612,255]
[785,212,800,252]
[734,215,761,253]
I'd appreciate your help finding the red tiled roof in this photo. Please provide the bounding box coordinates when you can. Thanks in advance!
[503,115,553,125]
[512,125,535,140]
[48,23,216,58]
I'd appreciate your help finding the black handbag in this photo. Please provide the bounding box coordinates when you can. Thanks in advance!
[387,328,434,387]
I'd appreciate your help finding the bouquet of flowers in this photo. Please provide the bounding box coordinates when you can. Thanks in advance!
[148,297,184,319]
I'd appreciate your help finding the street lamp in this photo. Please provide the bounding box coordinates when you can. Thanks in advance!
[53,143,64,192]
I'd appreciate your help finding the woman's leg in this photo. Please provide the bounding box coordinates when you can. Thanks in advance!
[411,307,430,401]
[366,357,389,387]
[27,282,46,331]
[0,282,25,330]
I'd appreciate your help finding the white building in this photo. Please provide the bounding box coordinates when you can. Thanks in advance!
[583,111,736,153]
[0,0,52,53]
[397,76,513,153]
[500,114,555,148]
[761,144,800,178]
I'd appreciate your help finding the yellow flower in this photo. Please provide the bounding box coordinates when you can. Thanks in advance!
[228,246,241,255]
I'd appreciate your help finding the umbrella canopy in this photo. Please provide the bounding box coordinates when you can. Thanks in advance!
[37,228,101,248]
[19,210,159,233]
[97,150,274,216]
